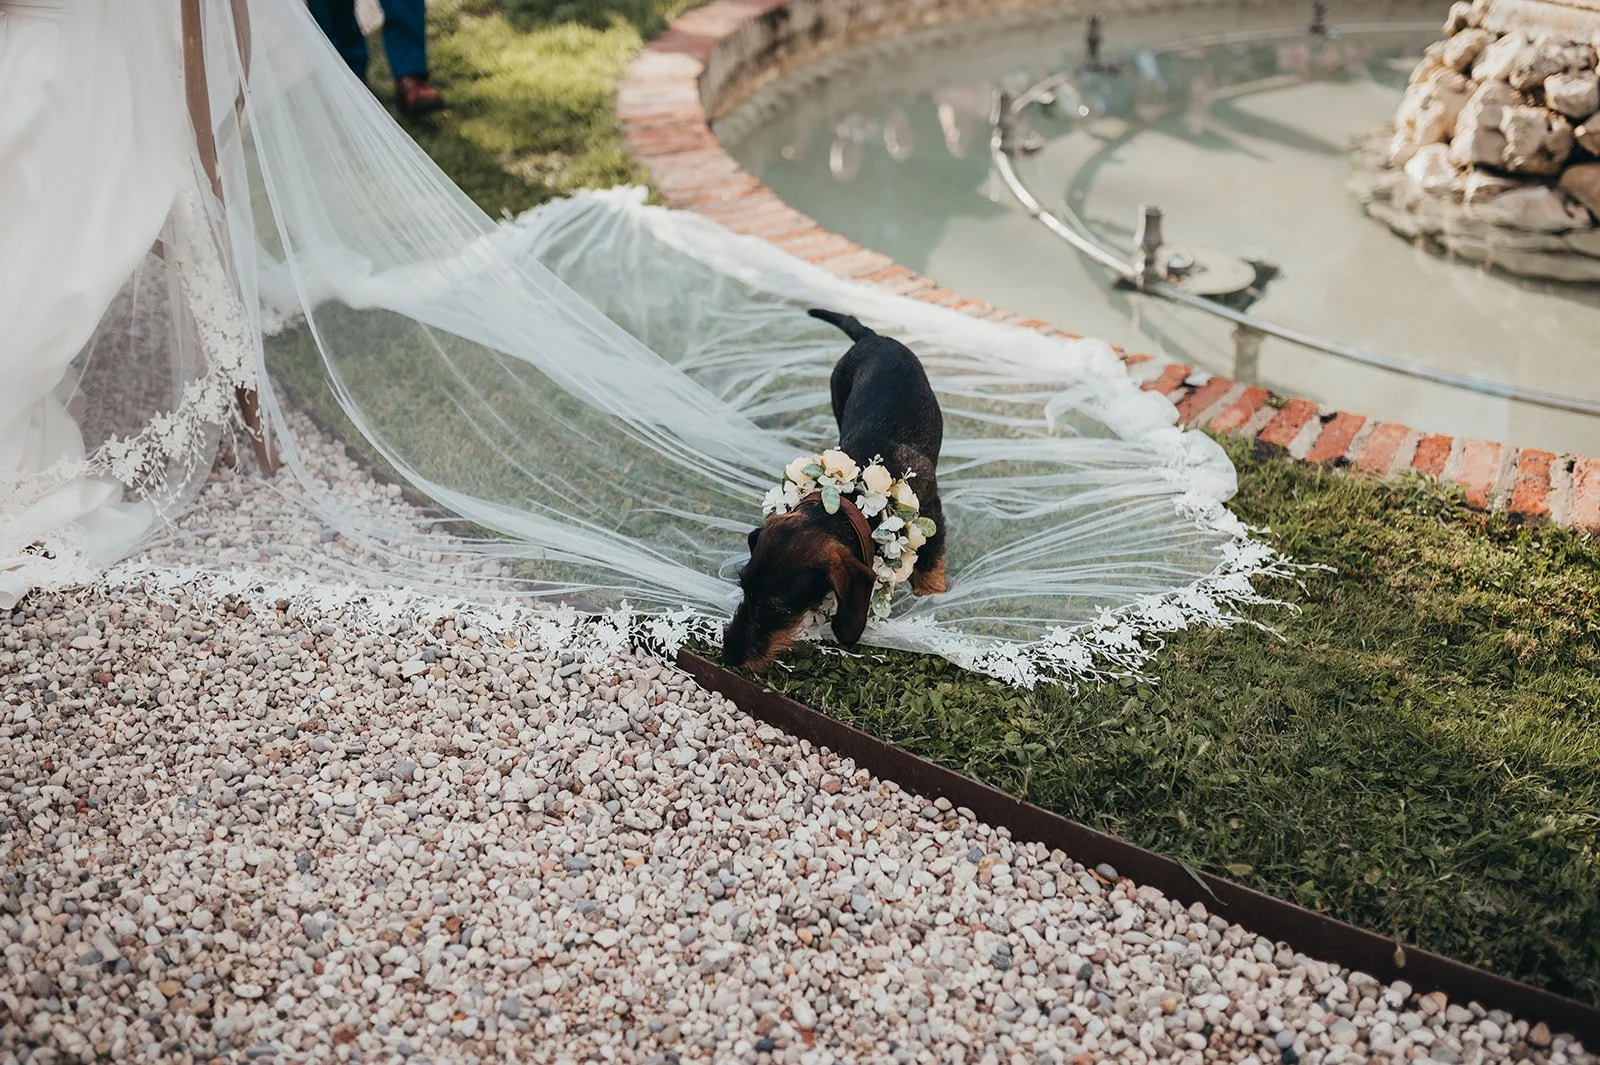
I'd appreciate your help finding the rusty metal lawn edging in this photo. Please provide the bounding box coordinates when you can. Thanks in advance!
[675,651,1600,1046]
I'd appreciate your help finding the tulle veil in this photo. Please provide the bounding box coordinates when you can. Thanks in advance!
[0,0,1293,687]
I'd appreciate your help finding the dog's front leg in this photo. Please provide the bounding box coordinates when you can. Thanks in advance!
[910,498,949,597]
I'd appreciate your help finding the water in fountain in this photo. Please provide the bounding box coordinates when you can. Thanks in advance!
[717,0,1600,457]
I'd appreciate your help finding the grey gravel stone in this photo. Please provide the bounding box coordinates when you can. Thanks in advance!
[0,410,1586,1065]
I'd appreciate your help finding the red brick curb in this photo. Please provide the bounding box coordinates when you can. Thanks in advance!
[617,0,1599,531]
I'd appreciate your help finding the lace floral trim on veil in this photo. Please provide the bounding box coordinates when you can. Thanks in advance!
[103,486,1300,691]
[4,188,259,601]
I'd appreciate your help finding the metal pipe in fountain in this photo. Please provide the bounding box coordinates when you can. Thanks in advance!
[1133,206,1166,289]
[1081,14,1126,75]
[1133,205,1265,384]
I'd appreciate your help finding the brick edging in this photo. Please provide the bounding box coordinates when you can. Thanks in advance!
[616,0,1598,530]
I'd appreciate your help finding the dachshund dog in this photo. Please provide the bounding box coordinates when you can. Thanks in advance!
[722,308,947,671]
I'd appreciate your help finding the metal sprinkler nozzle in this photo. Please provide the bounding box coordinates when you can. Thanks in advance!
[1134,205,1166,287]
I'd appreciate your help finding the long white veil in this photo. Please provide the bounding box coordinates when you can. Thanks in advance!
[1,0,1293,686]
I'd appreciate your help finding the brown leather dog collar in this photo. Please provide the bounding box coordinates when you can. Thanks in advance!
[797,491,876,567]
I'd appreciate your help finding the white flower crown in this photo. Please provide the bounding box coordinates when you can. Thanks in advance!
[761,449,938,619]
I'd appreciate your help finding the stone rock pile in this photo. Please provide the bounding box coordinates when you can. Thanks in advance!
[1351,0,1600,279]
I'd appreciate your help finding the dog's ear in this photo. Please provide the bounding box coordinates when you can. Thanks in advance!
[747,526,763,554]
[828,558,877,648]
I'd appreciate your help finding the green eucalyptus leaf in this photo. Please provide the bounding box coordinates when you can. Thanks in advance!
[821,486,841,514]
[803,463,825,478]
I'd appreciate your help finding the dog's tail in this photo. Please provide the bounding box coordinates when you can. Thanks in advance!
[807,308,877,343]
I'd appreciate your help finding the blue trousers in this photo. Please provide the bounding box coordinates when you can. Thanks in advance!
[307,0,428,81]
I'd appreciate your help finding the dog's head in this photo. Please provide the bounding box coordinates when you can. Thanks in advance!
[723,512,876,671]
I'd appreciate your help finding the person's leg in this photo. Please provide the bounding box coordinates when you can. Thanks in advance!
[377,0,428,80]
[305,0,370,83]
[379,0,444,115]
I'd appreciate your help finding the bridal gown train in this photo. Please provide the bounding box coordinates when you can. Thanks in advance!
[0,0,190,607]
[0,0,1290,686]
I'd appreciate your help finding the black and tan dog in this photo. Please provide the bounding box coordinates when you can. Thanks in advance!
[723,308,947,671]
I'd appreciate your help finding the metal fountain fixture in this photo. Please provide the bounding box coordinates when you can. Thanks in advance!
[1310,0,1329,36]
[989,6,1600,417]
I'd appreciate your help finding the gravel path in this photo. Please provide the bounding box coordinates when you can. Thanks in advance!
[2,418,1594,1065]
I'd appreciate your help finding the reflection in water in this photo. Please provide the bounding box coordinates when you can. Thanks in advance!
[829,132,863,181]
[735,16,1419,186]
[885,109,915,162]
[1184,73,1214,136]
[933,84,995,160]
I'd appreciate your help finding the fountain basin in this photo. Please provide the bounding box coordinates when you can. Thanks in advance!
[710,0,1600,456]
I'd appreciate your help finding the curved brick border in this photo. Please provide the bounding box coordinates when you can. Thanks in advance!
[617,0,1600,530]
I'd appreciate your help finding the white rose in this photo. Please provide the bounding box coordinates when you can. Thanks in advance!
[861,464,893,494]
[821,449,860,482]
[892,481,919,510]
[786,456,818,485]
[905,523,927,549]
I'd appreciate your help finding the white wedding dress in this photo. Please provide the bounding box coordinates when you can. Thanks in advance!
[0,1,183,605]
[0,0,1290,686]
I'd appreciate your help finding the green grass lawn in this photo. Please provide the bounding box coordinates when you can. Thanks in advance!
[281,2,1600,1002]
[367,0,697,216]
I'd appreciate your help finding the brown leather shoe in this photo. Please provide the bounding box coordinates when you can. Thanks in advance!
[395,75,445,117]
